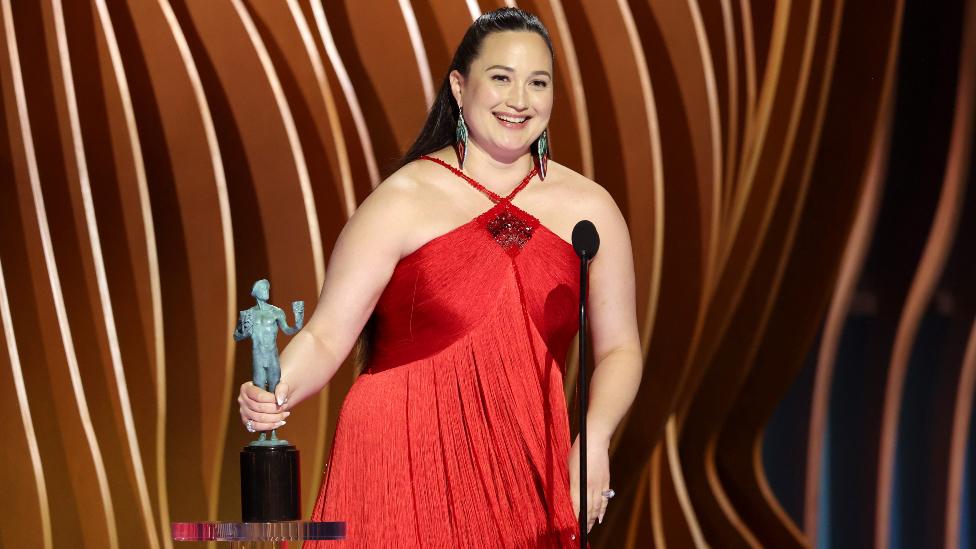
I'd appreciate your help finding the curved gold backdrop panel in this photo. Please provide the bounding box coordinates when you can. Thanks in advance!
[1,1,974,548]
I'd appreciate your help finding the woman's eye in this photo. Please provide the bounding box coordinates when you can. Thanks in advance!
[491,74,509,82]
[531,80,549,88]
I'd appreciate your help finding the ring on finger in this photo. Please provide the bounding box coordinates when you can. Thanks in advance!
[246,419,255,433]
[601,489,616,499]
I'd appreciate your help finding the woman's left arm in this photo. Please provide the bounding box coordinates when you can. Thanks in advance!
[567,186,644,532]
[586,188,643,447]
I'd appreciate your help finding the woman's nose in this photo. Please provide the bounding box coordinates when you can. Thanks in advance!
[507,86,528,110]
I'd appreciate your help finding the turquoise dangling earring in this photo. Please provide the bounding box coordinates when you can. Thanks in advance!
[455,106,469,169]
[535,129,549,180]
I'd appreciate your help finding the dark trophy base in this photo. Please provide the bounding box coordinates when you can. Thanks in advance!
[241,444,300,522]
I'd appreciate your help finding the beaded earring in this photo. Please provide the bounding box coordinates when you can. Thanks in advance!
[455,106,469,169]
[535,129,549,180]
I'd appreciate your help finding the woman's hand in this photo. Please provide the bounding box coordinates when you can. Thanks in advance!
[238,382,291,432]
[568,433,611,533]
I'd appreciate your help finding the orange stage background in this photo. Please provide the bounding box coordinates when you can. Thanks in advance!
[1,0,974,548]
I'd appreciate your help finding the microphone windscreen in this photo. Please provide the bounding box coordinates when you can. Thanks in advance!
[572,220,600,258]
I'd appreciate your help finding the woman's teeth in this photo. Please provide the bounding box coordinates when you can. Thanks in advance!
[495,114,528,124]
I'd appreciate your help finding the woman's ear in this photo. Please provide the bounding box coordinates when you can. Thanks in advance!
[449,70,464,108]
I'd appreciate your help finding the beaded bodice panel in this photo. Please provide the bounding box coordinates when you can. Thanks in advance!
[486,208,535,251]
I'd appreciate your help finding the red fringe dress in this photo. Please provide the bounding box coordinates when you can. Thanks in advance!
[307,157,583,547]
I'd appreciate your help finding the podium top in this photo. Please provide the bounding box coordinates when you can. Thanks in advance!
[172,521,345,541]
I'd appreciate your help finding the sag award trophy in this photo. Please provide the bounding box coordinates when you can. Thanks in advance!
[234,279,304,522]
[169,280,343,544]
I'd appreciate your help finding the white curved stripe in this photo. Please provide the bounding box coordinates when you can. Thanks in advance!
[93,0,171,543]
[875,0,972,542]
[12,1,118,545]
[465,0,481,21]
[155,0,236,523]
[718,0,737,230]
[718,0,791,279]
[309,1,381,187]
[665,415,707,547]
[616,0,663,352]
[397,0,435,108]
[286,0,357,219]
[726,0,758,223]
[0,11,52,549]
[232,0,325,288]
[946,320,976,548]
[803,1,868,539]
[88,1,164,546]
[0,268,53,546]
[689,0,724,300]
[548,0,594,180]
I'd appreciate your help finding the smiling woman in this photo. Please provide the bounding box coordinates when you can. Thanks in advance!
[236,7,643,548]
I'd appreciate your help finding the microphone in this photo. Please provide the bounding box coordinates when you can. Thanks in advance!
[572,220,600,259]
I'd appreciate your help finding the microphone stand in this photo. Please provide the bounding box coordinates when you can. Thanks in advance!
[572,220,599,549]
[577,248,591,549]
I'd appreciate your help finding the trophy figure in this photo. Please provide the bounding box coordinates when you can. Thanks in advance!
[233,279,304,522]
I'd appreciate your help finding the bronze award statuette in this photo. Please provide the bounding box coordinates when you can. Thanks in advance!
[233,279,305,522]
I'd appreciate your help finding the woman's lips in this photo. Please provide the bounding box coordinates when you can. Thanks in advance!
[494,112,530,128]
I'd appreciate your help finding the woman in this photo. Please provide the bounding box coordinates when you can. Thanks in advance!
[238,8,642,547]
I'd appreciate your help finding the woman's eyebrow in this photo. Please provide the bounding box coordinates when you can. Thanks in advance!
[485,64,552,78]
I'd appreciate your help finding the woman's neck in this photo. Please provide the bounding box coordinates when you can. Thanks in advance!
[458,140,535,189]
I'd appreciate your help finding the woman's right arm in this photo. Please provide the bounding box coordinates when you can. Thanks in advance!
[238,174,417,431]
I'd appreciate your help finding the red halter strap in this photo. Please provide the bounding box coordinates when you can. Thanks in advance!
[420,155,538,204]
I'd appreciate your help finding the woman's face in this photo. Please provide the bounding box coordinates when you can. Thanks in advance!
[452,31,554,162]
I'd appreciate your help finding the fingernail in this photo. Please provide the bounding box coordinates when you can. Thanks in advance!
[276,396,284,406]
[599,514,604,524]
[284,411,291,418]
[276,420,287,427]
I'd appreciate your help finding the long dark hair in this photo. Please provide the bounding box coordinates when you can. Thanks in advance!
[400,7,554,167]
[355,8,554,369]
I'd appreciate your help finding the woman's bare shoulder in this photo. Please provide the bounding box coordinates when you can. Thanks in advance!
[349,162,431,220]
[545,160,622,219]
